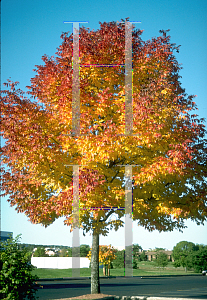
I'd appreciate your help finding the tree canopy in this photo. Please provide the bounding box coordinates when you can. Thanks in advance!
[1,22,207,233]
[172,241,207,272]
[172,241,198,270]
[154,251,169,269]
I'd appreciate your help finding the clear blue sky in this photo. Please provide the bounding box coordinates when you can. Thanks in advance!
[1,0,207,250]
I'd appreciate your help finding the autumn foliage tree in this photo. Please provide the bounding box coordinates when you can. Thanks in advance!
[1,19,207,294]
[87,245,117,276]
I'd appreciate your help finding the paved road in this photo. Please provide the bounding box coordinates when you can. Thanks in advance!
[35,276,207,300]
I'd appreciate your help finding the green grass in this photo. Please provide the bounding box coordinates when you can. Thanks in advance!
[32,267,91,279]
[32,261,198,279]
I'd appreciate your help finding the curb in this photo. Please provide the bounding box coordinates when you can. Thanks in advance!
[58,297,202,300]
[36,276,116,281]
[36,274,202,281]
[146,298,202,300]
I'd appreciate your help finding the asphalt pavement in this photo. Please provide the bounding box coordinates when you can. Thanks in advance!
[34,275,207,300]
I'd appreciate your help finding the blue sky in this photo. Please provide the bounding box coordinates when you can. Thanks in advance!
[1,0,207,250]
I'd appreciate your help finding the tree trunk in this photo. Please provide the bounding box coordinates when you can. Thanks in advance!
[91,230,100,294]
[103,265,105,276]
[107,265,110,276]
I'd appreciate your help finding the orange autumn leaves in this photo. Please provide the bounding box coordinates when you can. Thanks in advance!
[1,22,207,233]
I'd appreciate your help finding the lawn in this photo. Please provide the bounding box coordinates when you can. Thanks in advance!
[32,261,198,279]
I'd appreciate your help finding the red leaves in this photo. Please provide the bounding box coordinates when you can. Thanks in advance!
[1,21,207,232]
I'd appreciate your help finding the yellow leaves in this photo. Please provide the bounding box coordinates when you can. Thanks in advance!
[172,208,183,219]
[161,89,167,95]
[2,25,206,235]
[161,87,172,96]
[108,219,124,231]
[157,203,171,214]
[87,244,117,265]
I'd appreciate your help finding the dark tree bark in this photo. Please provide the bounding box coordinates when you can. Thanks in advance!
[91,229,100,294]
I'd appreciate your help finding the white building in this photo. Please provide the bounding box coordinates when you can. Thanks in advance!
[31,257,90,269]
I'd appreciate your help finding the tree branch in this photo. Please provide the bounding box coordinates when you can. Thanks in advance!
[99,209,115,223]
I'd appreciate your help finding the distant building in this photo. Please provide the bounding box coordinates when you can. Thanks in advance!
[113,247,174,262]
[0,231,13,242]
[32,247,59,257]
[45,249,56,256]
[146,250,174,262]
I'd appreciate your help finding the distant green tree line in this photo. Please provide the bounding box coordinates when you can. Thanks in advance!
[172,241,207,273]
[20,240,207,273]
[32,244,91,257]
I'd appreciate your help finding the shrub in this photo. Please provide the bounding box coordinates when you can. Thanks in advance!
[0,234,39,300]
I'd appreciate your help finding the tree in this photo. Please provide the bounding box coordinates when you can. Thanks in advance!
[154,251,169,272]
[155,247,165,251]
[138,251,147,262]
[133,244,142,262]
[0,235,38,300]
[1,19,207,294]
[80,244,91,257]
[191,244,207,273]
[60,244,90,257]
[33,247,49,257]
[112,249,125,269]
[59,248,71,257]
[87,245,117,276]
[172,241,198,272]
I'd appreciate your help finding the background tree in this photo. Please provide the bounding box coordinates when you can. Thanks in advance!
[61,244,90,257]
[33,247,49,257]
[191,244,207,273]
[154,251,169,272]
[133,244,142,262]
[138,251,147,262]
[154,248,165,251]
[0,235,38,300]
[80,244,91,257]
[172,241,199,272]
[110,247,139,269]
[112,249,125,269]
[87,245,117,276]
[59,248,70,257]
[1,19,207,294]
